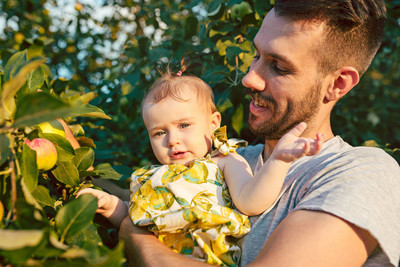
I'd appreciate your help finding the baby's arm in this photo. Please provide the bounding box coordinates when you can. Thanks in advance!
[216,122,324,216]
[76,188,128,227]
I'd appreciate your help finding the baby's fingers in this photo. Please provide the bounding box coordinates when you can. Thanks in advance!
[307,133,325,155]
[287,122,307,137]
[76,188,97,198]
[298,139,310,158]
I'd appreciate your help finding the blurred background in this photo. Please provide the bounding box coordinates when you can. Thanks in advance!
[1,0,399,168]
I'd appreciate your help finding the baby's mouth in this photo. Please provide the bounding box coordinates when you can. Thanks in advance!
[170,151,187,159]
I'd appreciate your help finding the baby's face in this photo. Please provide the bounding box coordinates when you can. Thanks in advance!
[143,86,219,166]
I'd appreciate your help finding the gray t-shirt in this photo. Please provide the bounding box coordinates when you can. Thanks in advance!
[237,136,400,266]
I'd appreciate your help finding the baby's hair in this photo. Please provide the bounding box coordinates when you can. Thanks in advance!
[141,66,217,114]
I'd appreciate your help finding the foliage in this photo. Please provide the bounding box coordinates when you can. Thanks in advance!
[0,50,125,265]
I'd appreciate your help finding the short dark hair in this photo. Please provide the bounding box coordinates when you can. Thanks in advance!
[273,0,387,76]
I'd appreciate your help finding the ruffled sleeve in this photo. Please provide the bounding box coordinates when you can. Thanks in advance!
[211,126,247,156]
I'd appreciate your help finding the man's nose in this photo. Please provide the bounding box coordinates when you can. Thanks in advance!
[242,68,266,92]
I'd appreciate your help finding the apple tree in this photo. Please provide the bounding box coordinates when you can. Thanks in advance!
[0,50,127,265]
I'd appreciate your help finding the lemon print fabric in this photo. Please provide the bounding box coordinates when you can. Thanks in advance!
[128,127,250,266]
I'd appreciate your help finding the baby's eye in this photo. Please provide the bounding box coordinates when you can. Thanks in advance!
[154,131,166,137]
[181,123,190,129]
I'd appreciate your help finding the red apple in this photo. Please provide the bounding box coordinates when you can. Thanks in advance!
[24,138,58,171]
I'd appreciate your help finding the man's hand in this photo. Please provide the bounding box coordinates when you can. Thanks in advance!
[273,122,324,163]
[119,216,213,267]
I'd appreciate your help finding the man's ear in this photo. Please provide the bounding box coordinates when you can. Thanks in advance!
[325,66,359,102]
[210,111,222,132]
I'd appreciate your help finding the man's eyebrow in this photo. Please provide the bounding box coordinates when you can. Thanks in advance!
[252,40,296,69]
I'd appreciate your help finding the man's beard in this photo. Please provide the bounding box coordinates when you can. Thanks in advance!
[248,82,322,140]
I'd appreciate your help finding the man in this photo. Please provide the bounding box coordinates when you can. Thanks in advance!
[118,0,400,266]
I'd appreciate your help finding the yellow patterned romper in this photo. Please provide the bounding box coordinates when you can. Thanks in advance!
[128,127,251,266]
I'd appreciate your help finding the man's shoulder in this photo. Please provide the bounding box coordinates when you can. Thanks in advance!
[323,137,399,169]
[237,143,264,156]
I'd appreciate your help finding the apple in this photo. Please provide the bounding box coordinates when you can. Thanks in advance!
[0,200,3,220]
[24,138,58,171]
[230,2,252,21]
[36,120,65,137]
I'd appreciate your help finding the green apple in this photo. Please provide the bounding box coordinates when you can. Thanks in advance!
[24,138,58,171]
[36,120,65,137]
[230,2,252,21]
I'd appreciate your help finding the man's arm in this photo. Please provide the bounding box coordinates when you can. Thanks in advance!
[119,216,211,267]
[249,210,378,267]
[119,210,377,267]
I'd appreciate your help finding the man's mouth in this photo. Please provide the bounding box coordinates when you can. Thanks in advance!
[252,96,268,108]
[250,92,276,111]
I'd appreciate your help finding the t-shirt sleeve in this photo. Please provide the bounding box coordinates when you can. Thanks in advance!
[293,147,400,266]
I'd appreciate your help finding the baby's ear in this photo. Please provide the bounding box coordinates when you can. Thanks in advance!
[210,111,221,131]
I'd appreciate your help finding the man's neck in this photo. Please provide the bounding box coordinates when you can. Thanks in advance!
[263,139,279,161]
[262,126,335,162]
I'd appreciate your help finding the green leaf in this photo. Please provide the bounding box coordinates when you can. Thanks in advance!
[69,104,111,119]
[208,0,223,17]
[39,132,75,162]
[185,15,198,38]
[13,92,75,128]
[232,103,244,135]
[73,147,94,171]
[93,163,123,180]
[113,165,133,180]
[55,194,97,243]
[79,170,98,178]
[19,144,39,192]
[1,57,46,120]
[64,223,101,247]
[52,161,80,186]
[79,91,98,104]
[20,178,43,211]
[254,0,271,18]
[26,64,46,92]
[59,247,89,259]
[3,50,27,81]
[0,133,11,165]
[226,46,247,66]
[89,241,126,266]
[76,136,96,148]
[32,185,56,208]
[0,229,44,250]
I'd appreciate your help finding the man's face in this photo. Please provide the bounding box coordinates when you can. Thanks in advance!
[242,9,325,140]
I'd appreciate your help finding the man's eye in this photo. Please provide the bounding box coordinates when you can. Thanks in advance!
[271,60,291,76]
[253,55,260,60]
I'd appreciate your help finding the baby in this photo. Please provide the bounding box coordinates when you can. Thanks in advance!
[78,70,323,266]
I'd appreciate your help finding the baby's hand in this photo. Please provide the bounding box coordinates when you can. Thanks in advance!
[273,122,324,163]
[76,188,120,220]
